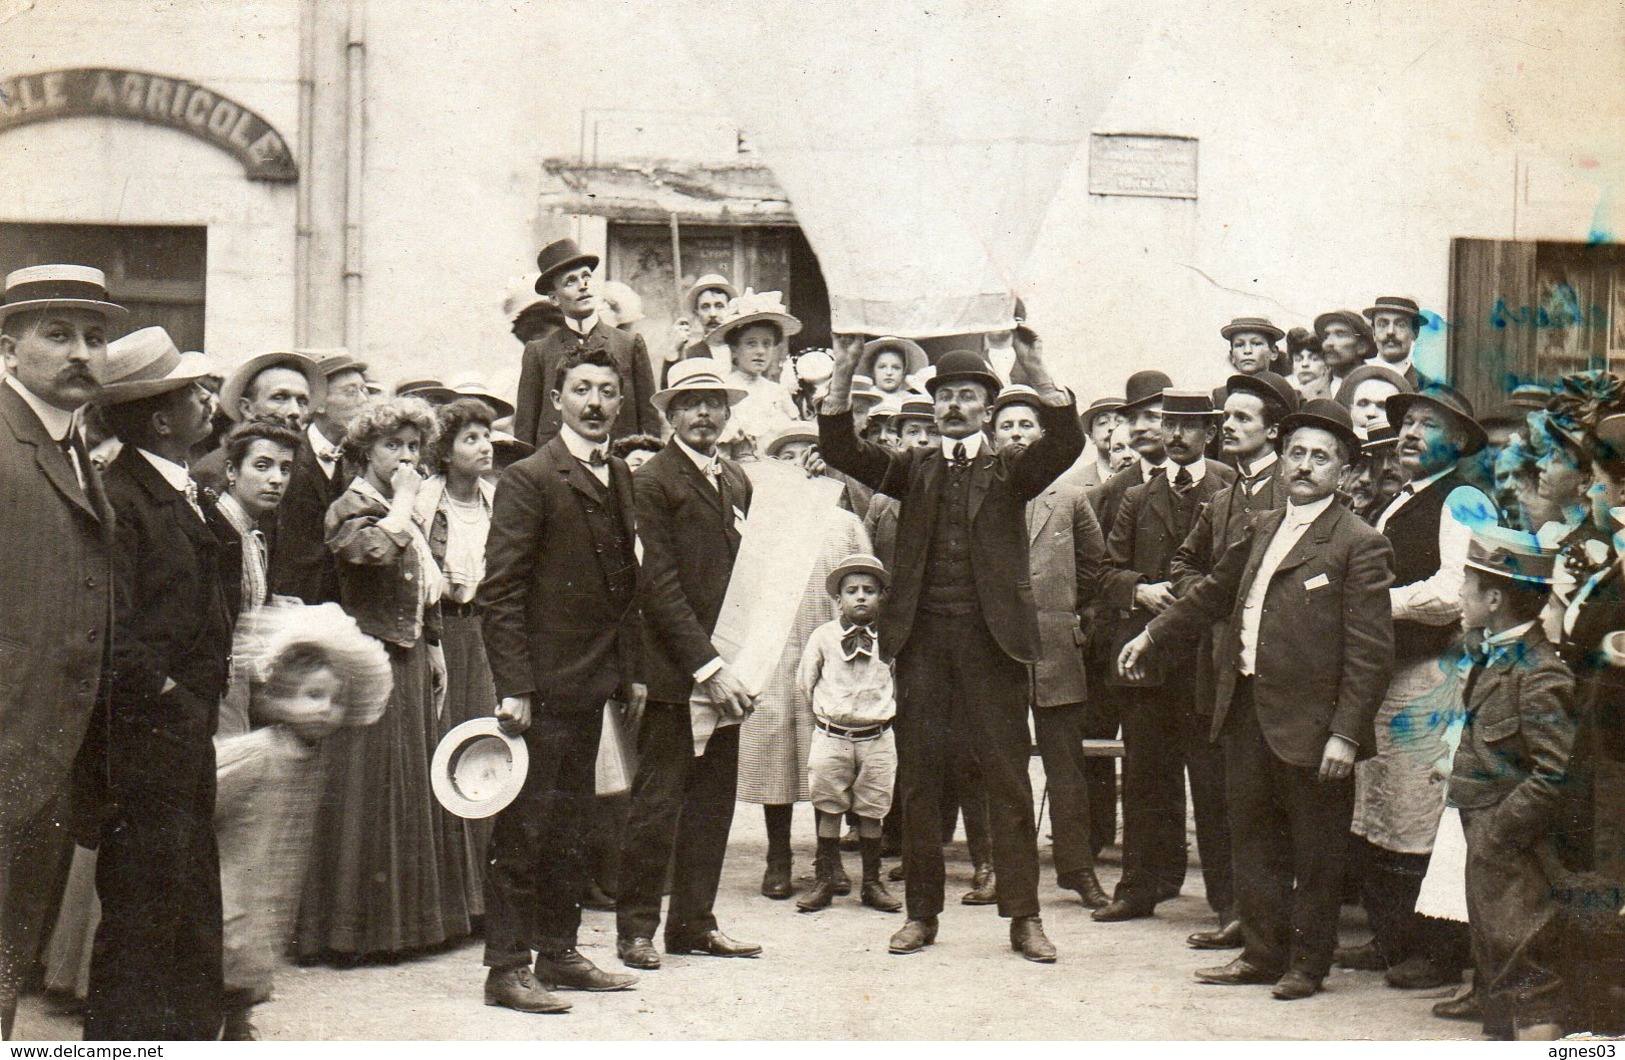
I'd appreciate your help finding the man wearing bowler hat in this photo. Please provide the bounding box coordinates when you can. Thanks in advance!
[1341,382,1493,990]
[615,359,760,971]
[514,238,659,446]
[0,265,121,1039]
[478,346,644,1013]
[1068,396,1124,490]
[269,349,372,603]
[82,327,233,1039]
[1364,296,1428,388]
[820,328,1084,962]
[1095,390,1236,925]
[1119,398,1394,1000]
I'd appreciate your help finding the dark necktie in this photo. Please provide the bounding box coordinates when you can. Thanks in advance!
[586,448,607,468]
[1173,466,1194,494]
[840,622,877,661]
[950,442,969,470]
[1149,465,1167,479]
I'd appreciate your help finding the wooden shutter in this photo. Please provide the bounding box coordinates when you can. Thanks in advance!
[1448,238,1537,414]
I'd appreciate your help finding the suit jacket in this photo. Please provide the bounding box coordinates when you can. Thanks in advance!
[819,397,1085,664]
[513,321,659,447]
[1101,458,1237,685]
[1087,462,1148,549]
[634,443,752,704]
[95,447,233,801]
[1146,500,1395,767]
[479,436,643,711]
[1026,477,1105,706]
[269,436,349,603]
[0,384,114,827]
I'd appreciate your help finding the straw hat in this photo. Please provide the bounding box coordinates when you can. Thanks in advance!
[706,291,802,346]
[650,358,749,415]
[235,600,393,728]
[93,327,220,406]
[0,264,127,322]
[859,336,929,378]
[219,350,327,422]
[685,273,739,317]
[413,377,515,420]
[825,552,890,598]
[432,718,529,819]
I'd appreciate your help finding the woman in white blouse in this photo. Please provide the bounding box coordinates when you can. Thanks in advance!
[708,292,804,460]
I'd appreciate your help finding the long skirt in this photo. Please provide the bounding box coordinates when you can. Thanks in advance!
[295,639,470,958]
[439,610,497,918]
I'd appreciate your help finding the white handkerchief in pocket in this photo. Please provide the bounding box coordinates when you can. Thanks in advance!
[1304,573,1330,591]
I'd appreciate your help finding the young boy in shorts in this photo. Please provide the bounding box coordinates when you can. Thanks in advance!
[795,554,902,912]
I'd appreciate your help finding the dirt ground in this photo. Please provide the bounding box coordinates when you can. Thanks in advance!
[13,763,1476,1042]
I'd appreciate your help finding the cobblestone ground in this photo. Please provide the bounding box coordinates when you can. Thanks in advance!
[14,763,1472,1041]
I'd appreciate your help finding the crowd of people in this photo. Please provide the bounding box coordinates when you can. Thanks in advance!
[0,246,1620,1043]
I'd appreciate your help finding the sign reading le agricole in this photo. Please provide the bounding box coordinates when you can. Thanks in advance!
[0,68,297,182]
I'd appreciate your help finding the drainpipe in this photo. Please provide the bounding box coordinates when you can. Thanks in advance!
[343,0,366,349]
[293,0,316,345]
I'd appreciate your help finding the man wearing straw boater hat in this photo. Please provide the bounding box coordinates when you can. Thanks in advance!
[615,358,760,971]
[1118,398,1394,1000]
[0,265,122,1040]
[819,327,1085,963]
[192,348,327,493]
[80,326,233,1039]
[477,346,644,1012]
[1364,295,1429,388]
[679,272,740,361]
[513,238,659,447]
[1095,389,1236,927]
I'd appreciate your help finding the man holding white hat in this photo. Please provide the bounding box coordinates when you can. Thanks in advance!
[81,326,233,1039]
[0,264,122,1039]
[616,358,761,970]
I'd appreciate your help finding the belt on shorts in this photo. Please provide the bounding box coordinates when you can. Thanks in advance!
[441,599,480,618]
[815,717,891,741]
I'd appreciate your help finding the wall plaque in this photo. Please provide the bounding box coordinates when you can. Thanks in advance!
[1088,133,1198,200]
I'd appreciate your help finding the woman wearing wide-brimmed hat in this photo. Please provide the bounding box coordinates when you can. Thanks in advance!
[708,291,805,461]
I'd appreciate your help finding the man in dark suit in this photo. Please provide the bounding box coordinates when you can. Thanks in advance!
[83,326,233,1039]
[1365,296,1428,388]
[0,265,120,1040]
[1167,371,1297,948]
[191,350,325,494]
[820,331,1084,963]
[268,350,370,603]
[514,239,659,446]
[615,359,758,971]
[1095,389,1237,924]
[991,385,1109,909]
[1120,399,1395,1000]
[478,348,644,1013]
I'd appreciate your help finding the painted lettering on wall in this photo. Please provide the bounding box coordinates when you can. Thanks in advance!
[0,67,297,182]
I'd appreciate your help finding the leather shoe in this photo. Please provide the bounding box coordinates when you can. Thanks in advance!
[616,936,661,970]
[761,858,793,900]
[888,917,938,954]
[1062,869,1110,909]
[861,879,902,912]
[667,930,762,958]
[961,863,997,905]
[1091,897,1155,923]
[797,878,837,912]
[833,861,852,897]
[887,862,906,882]
[581,882,617,911]
[1272,970,1323,1000]
[1010,915,1057,963]
[1194,956,1279,986]
[1384,955,1461,989]
[535,948,638,992]
[1187,919,1244,950]
[1334,939,1387,971]
[484,966,572,1013]
[1432,989,1482,1021]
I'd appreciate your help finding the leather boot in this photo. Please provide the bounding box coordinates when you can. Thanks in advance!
[859,835,902,912]
[761,853,793,899]
[962,861,997,905]
[484,966,572,1013]
[797,837,840,912]
[833,859,853,896]
[888,917,938,954]
[1064,867,1110,909]
[534,947,638,991]
[1010,915,1057,963]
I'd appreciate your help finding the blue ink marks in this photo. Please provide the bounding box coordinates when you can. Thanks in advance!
[1589,188,1614,246]
[1448,484,1502,531]
[1490,285,1608,330]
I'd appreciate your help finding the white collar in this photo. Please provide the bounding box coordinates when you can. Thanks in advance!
[1140,456,1168,478]
[1238,450,1278,479]
[216,491,256,535]
[1379,354,1414,377]
[564,313,600,337]
[1283,492,1334,528]
[559,424,609,464]
[1406,466,1453,494]
[137,448,194,493]
[5,375,76,441]
[940,431,986,460]
[309,422,340,454]
[1169,457,1207,484]
[673,434,720,473]
[1485,619,1538,647]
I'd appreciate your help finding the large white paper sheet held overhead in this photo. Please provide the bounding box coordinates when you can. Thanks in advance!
[667,0,1162,338]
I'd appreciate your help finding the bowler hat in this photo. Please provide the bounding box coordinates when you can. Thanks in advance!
[395,378,445,398]
[825,552,890,599]
[413,376,516,420]
[431,717,530,820]
[1225,371,1298,415]
[1362,423,1400,454]
[925,350,1001,399]
[94,327,221,406]
[992,384,1043,418]
[1334,363,1413,407]
[1122,370,1174,411]
[1313,310,1377,349]
[533,238,600,294]
[1160,389,1216,417]
[1279,398,1362,457]
[1385,382,1488,457]
[650,358,748,415]
[219,350,328,423]
[1220,316,1284,344]
[1082,396,1125,430]
[0,264,127,323]
[1465,526,1558,586]
[1595,413,1625,460]
[1363,296,1427,331]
